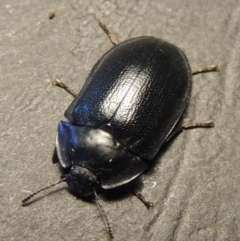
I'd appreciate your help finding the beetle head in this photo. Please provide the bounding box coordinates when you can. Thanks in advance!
[63,165,99,197]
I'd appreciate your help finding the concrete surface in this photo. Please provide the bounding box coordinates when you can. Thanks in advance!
[1,1,240,241]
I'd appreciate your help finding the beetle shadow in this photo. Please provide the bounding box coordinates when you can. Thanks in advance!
[52,147,59,164]
[99,178,144,202]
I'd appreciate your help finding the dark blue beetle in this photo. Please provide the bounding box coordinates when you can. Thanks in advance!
[23,20,217,238]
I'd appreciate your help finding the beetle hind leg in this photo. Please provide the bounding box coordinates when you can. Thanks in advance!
[52,78,77,98]
[98,19,118,45]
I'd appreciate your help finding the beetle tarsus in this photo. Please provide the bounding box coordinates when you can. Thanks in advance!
[133,190,154,209]
[98,19,118,45]
[192,65,219,75]
[53,79,77,98]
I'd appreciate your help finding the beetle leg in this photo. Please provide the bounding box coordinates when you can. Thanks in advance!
[165,120,214,143]
[52,78,77,98]
[192,65,219,75]
[98,19,118,45]
[133,190,154,209]
[182,120,215,129]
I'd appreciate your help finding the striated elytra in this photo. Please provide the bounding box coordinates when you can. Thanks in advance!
[56,36,192,196]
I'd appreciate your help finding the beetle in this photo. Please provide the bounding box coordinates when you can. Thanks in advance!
[22,19,218,239]
[56,35,191,194]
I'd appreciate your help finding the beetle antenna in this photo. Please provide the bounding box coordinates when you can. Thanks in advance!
[22,178,66,206]
[93,190,114,239]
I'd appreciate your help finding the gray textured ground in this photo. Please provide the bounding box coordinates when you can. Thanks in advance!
[1,1,240,241]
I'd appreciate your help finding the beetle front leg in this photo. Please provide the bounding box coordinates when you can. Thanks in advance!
[165,120,214,143]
